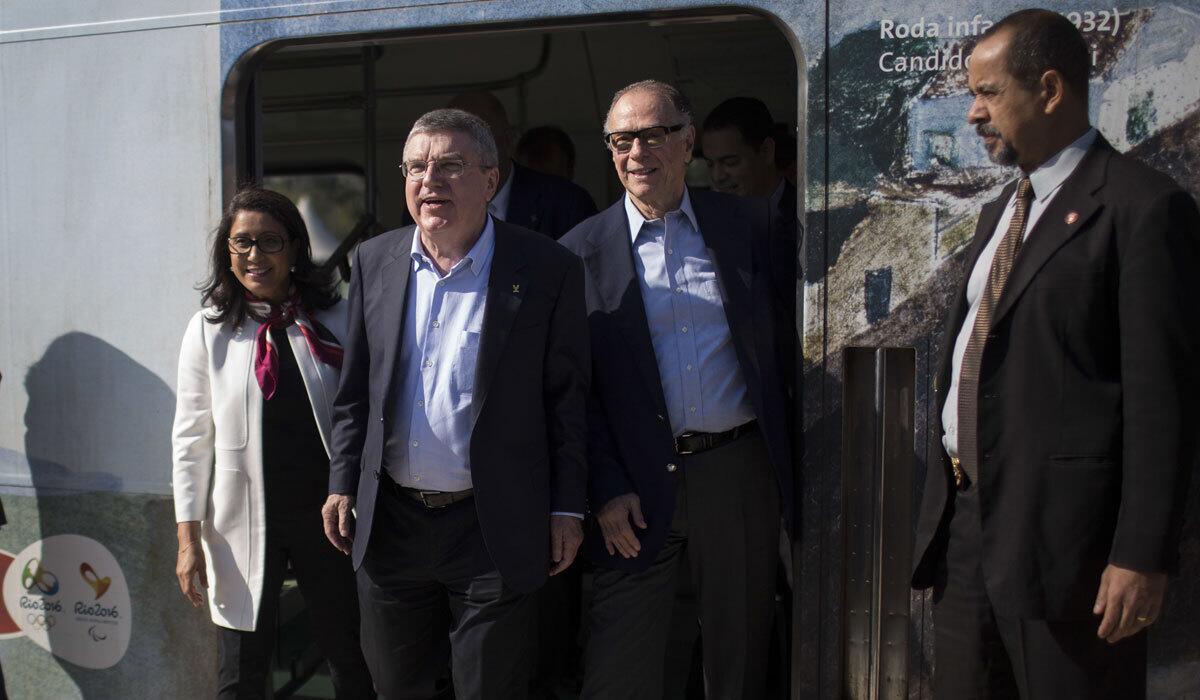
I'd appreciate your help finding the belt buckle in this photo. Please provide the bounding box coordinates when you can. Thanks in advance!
[416,490,443,508]
[674,433,696,456]
[950,457,965,490]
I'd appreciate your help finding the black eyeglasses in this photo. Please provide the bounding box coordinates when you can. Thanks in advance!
[400,158,495,180]
[228,234,288,255]
[603,124,686,154]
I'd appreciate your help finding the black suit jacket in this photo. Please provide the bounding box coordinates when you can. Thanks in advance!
[912,136,1200,619]
[560,188,794,572]
[506,162,598,239]
[328,219,590,594]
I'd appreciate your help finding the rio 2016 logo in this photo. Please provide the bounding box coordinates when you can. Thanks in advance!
[21,558,59,596]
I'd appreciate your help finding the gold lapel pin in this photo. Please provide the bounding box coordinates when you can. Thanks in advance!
[1065,211,1079,225]
[512,283,521,294]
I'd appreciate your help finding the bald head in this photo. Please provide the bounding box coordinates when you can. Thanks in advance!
[449,91,514,184]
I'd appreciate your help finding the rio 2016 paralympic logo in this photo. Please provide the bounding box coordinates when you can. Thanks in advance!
[21,558,59,596]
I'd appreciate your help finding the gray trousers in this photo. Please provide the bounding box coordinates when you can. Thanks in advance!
[582,429,781,700]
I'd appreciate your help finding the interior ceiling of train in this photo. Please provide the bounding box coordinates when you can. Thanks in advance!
[254,12,797,247]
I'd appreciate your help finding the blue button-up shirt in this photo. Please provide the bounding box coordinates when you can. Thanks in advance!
[382,218,494,491]
[626,191,755,436]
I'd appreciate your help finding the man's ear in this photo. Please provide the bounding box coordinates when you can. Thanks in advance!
[1041,69,1067,115]
[760,136,777,164]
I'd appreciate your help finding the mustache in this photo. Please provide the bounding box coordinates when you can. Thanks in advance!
[976,124,1002,138]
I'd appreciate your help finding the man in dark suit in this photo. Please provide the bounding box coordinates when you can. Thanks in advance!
[911,10,1200,698]
[450,91,598,239]
[702,96,801,400]
[560,80,793,699]
[321,108,589,699]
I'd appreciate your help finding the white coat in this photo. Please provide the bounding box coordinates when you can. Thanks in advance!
[171,301,346,631]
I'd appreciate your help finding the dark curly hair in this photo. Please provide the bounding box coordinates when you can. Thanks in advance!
[199,185,338,326]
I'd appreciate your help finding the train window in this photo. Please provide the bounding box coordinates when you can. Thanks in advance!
[263,170,366,264]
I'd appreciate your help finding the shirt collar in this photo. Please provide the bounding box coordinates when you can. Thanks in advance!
[624,188,700,243]
[1026,127,1097,203]
[411,214,496,278]
[488,162,515,220]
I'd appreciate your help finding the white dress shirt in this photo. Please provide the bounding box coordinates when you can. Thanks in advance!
[942,128,1097,458]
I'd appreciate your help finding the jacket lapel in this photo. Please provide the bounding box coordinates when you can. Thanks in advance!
[471,221,528,424]
[375,228,414,402]
[585,202,669,414]
[990,140,1110,328]
[690,189,759,379]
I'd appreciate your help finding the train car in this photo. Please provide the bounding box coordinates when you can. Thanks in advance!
[1,1,1197,697]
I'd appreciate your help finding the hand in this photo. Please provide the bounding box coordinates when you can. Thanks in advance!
[549,515,584,575]
[321,494,356,555]
[1093,563,1168,643]
[596,493,647,559]
[175,521,207,608]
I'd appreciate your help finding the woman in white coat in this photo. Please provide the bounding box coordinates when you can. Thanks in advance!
[172,187,373,699]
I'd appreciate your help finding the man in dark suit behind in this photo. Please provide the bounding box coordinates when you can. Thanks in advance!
[912,10,1200,698]
[321,108,590,699]
[560,80,793,699]
[450,91,598,239]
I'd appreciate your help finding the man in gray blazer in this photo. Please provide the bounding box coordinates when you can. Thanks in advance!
[321,108,590,699]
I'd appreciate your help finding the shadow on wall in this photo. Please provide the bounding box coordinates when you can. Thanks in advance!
[20,332,215,697]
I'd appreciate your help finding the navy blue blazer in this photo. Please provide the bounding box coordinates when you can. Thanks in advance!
[507,162,598,240]
[559,188,794,571]
[327,220,590,594]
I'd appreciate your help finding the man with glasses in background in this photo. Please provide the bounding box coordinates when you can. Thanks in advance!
[561,80,794,698]
[321,108,590,699]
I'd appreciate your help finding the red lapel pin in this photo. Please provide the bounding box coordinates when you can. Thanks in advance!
[1065,211,1079,225]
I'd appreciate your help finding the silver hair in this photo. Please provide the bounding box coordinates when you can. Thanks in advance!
[603,79,694,133]
[406,108,499,165]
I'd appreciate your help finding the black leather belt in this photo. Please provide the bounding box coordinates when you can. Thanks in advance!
[401,487,474,509]
[674,420,757,456]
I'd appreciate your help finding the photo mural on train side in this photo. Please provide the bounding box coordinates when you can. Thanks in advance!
[804,2,1200,696]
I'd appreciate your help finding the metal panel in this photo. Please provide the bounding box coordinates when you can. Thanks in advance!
[841,347,916,700]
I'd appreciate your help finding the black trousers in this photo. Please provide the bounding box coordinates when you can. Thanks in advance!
[216,507,374,700]
[582,429,781,700]
[357,475,536,700]
[933,481,1147,700]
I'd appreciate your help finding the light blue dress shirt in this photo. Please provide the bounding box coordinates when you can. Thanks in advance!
[625,191,755,436]
[942,128,1098,458]
[383,218,495,491]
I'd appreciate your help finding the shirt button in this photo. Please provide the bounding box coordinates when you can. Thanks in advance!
[437,280,445,287]
[681,326,688,333]
[432,320,440,328]
[414,475,421,482]
[417,400,425,407]
[424,359,433,368]
[666,463,677,473]
[674,287,683,294]
[689,406,696,413]
[656,414,665,422]
[686,364,693,371]
[667,248,674,255]
[411,440,419,448]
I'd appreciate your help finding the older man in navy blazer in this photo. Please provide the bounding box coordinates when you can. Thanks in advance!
[321,108,589,699]
[560,80,794,699]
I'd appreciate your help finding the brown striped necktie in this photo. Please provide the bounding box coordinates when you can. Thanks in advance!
[956,177,1034,488]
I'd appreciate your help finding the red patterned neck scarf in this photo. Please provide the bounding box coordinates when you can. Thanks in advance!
[245,290,343,400]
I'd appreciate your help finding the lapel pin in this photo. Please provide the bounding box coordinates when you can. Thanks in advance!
[1065,211,1079,225]
[512,284,521,294]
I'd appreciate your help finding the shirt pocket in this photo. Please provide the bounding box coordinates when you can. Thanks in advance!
[451,330,482,397]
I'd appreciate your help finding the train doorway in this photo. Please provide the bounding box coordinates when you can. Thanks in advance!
[227,9,800,699]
